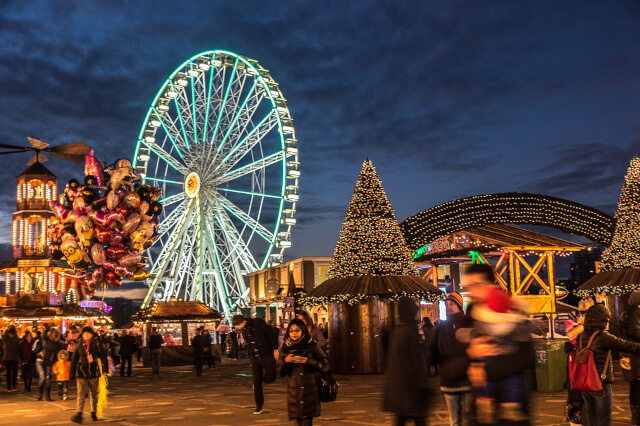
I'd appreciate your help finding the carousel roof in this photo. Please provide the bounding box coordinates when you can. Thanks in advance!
[0,258,71,271]
[305,275,442,298]
[0,303,98,318]
[18,161,56,177]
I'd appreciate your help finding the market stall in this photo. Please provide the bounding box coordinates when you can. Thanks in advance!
[132,300,223,366]
[0,294,111,337]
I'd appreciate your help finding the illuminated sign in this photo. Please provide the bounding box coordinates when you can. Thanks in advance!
[80,301,104,309]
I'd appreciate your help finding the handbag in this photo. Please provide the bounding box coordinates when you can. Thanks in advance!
[317,369,339,402]
[568,331,611,391]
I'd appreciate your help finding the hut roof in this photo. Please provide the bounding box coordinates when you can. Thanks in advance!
[575,268,640,296]
[306,275,442,298]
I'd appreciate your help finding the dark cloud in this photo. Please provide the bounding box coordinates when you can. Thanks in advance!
[1,0,640,269]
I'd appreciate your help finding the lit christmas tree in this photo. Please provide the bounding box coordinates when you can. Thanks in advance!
[600,156,640,272]
[326,159,418,279]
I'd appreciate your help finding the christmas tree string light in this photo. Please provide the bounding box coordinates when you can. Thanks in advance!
[600,157,640,272]
[576,157,640,296]
[325,159,418,279]
[300,159,443,306]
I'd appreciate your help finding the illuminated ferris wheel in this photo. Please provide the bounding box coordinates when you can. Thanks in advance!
[134,50,299,316]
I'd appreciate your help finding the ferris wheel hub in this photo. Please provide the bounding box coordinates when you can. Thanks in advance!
[184,172,201,199]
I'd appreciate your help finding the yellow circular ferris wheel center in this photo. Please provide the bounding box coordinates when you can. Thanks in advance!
[184,172,200,198]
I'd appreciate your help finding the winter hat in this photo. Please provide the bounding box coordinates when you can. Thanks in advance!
[446,292,464,312]
[82,326,94,335]
[629,290,640,307]
[583,303,611,331]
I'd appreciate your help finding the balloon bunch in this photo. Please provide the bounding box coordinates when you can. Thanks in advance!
[47,150,163,295]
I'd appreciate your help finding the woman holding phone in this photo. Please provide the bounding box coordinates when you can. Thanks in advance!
[278,318,327,425]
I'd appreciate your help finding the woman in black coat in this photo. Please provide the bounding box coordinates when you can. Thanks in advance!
[383,297,430,426]
[278,318,327,426]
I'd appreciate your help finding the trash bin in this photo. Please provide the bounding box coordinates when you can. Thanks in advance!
[533,338,567,392]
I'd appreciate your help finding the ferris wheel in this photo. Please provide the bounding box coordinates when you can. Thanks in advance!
[134,50,299,316]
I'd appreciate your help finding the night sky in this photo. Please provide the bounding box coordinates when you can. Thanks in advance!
[1,1,640,300]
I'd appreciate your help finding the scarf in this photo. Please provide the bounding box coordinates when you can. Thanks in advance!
[281,334,313,354]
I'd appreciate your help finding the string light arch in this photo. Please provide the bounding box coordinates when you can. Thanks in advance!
[400,192,614,250]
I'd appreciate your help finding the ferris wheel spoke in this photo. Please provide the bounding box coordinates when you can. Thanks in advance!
[214,212,259,272]
[218,87,267,160]
[150,108,185,160]
[160,109,192,152]
[210,57,239,147]
[169,81,192,150]
[214,68,251,154]
[217,194,273,242]
[217,150,284,185]
[140,140,188,174]
[144,176,183,186]
[158,199,190,235]
[205,223,233,310]
[220,188,282,200]
[202,55,224,144]
[143,198,196,307]
[160,192,187,207]
[216,79,259,155]
[217,110,279,174]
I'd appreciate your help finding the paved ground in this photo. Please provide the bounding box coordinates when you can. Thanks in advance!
[0,359,634,425]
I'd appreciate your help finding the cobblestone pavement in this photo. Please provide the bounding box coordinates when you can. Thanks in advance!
[0,359,633,425]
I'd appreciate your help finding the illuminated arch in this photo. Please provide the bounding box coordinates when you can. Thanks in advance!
[400,192,615,249]
[65,288,78,304]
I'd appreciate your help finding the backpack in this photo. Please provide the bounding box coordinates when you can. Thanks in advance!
[317,369,339,402]
[568,330,611,391]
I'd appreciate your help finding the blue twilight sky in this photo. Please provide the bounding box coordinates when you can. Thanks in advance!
[1,1,640,299]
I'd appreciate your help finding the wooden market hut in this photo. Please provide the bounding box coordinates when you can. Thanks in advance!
[303,275,442,374]
[132,300,223,366]
[0,293,111,336]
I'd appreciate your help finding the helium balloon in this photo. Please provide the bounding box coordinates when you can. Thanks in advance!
[115,265,133,279]
[119,252,142,268]
[74,216,94,248]
[91,243,106,265]
[84,175,97,186]
[105,271,121,287]
[106,190,120,211]
[123,192,141,209]
[60,234,90,272]
[106,245,125,260]
[122,213,141,235]
[94,225,110,244]
[85,150,106,186]
[136,185,151,202]
[131,267,151,281]
[50,200,80,224]
[148,201,163,217]
[81,186,95,204]
[102,260,119,271]
[129,221,154,252]
[107,230,124,246]
[92,266,105,282]
[89,210,124,227]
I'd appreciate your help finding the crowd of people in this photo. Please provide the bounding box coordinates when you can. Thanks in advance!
[0,325,143,422]
[6,265,640,425]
